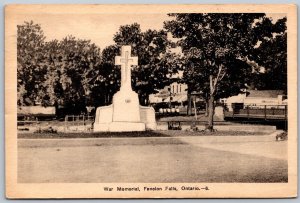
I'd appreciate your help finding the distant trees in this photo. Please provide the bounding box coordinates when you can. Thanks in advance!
[17,21,101,114]
[17,21,46,106]
[17,21,179,113]
[250,18,287,92]
[165,14,287,131]
[43,36,101,114]
[90,45,120,106]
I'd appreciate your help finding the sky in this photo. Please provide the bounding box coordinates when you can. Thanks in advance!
[16,13,286,50]
[16,13,170,49]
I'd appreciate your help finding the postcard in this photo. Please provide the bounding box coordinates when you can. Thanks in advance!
[5,4,297,198]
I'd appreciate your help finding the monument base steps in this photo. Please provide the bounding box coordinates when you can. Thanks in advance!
[94,122,145,132]
[108,122,145,132]
[94,105,157,132]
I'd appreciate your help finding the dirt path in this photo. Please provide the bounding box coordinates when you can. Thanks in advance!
[18,135,287,183]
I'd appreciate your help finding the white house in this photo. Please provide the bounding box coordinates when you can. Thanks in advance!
[149,82,188,104]
[223,90,286,111]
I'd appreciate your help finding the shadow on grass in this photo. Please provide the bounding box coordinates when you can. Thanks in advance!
[18,129,271,139]
[18,130,270,139]
[18,131,171,139]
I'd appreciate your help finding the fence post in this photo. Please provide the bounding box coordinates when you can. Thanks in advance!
[64,115,67,132]
[264,105,267,120]
[77,115,79,128]
[247,106,249,119]
[285,105,288,131]
[285,105,287,120]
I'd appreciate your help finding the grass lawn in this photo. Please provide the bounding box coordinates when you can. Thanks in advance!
[18,130,269,139]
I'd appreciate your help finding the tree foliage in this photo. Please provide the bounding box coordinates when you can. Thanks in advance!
[17,21,46,105]
[113,23,179,105]
[17,21,178,114]
[17,21,102,115]
[250,18,287,92]
[44,36,101,114]
[165,14,268,95]
[164,13,287,130]
[90,45,121,106]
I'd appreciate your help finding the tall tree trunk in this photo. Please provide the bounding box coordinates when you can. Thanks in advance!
[207,95,215,132]
[145,94,149,106]
[54,100,59,118]
[205,99,209,116]
[142,95,145,106]
[207,75,215,132]
[139,94,147,106]
[187,93,192,115]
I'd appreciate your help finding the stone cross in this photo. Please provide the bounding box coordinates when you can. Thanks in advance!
[115,46,138,90]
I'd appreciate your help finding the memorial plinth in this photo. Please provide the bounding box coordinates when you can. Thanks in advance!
[93,46,156,132]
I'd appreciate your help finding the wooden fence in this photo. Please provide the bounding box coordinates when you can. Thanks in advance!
[64,115,94,132]
[225,105,287,121]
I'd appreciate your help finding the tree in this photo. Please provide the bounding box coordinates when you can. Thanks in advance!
[90,45,121,107]
[43,36,101,114]
[17,20,103,115]
[165,14,286,131]
[250,18,287,92]
[17,21,46,105]
[113,23,178,105]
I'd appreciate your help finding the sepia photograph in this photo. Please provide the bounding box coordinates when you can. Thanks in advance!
[5,4,297,198]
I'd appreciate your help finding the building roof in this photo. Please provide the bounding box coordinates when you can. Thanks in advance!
[226,94,246,103]
[247,90,284,98]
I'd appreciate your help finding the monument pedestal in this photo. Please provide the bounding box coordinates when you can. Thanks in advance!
[93,89,156,132]
[112,89,141,122]
[93,89,147,132]
[108,122,145,132]
[93,96,157,132]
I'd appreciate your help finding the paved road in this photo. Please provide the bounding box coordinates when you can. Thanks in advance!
[18,135,287,183]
